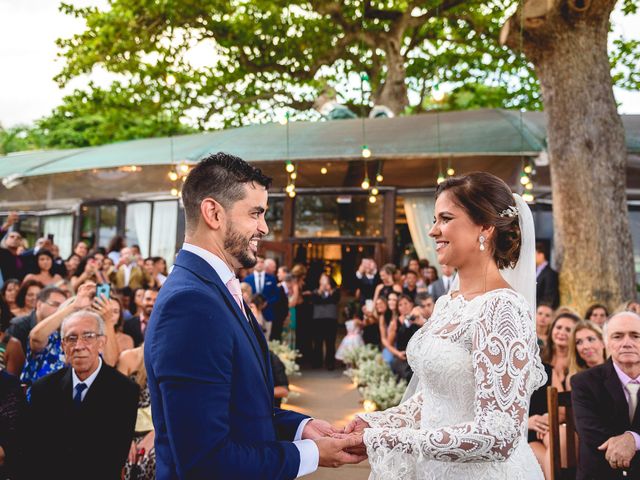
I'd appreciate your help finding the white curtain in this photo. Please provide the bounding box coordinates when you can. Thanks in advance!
[150,201,178,266]
[42,215,73,259]
[403,194,439,271]
[125,203,152,258]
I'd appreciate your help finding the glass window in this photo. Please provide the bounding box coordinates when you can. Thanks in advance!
[42,215,73,259]
[150,200,178,266]
[264,197,284,241]
[98,205,118,249]
[80,205,98,249]
[125,202,152,257]
[17,215,39,250]
[294,194,384,238]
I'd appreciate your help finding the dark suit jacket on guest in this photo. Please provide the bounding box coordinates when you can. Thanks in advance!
[27,364,139,480]
[536,264,560,309]
[145,249,308,479]
[571,359,640,479]
[123,315,144,347]
[0,247,24,281]
[245,272,279,322]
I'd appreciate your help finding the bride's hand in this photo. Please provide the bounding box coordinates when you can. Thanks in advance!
[343,416,370,435]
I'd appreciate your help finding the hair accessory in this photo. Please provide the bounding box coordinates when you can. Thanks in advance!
[499,205,519,218]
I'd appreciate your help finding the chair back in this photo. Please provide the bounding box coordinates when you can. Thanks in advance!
[547,386,578,480]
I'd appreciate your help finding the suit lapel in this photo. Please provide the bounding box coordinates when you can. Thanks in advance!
[604,360,632,430]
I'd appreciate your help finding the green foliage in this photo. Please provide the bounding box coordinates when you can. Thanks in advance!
[0,125,46,155]
[54,0,547,127]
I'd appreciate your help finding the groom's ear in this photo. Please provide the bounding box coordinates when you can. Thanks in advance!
[200,197,225,230]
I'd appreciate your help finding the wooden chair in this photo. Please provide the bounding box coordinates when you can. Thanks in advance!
[547,386,578,480]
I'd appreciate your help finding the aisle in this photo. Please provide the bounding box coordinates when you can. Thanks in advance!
[283,369,370,480]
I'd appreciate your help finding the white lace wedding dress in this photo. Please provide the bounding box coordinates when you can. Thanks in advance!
[359,288,547,479]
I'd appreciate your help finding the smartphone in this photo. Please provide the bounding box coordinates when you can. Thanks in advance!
[47,233,54,242]
[96,283,111,300]
[365,299,374,312]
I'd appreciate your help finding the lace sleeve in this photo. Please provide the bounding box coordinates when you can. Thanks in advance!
[364,294,543,463]
[357,390,423,429]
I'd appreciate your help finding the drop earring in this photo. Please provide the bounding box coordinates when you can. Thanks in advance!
[479,235,486,251]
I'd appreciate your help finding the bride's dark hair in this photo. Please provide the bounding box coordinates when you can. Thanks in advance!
[436,172,521,269]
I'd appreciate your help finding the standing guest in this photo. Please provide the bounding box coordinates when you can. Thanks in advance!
[11,279,43,319]
[535,303,554,348]
[117,345,156,480]
[123,289,157,347]
[113,247,146,290]
[0,369,26,479]
[406,258,420,277]
[402,269,419,301]
[94,295,134,358]
[71,252,108,291]
[572,312,640,478]
[536,241,560,309]
[64,253,82,279]
[354,258,379,305]
[310,273,340,370]
[372,263,402,304]
[387,294,423,381]
[427,263,456,302]
[6,285,61,357]
[541,311,581,392]
[240,282,253,305]
[418,259,431,289]
[292,264,313,364]
[0,231,26,281]
[142,257,160,289]
[264,258,278,277]
[49,243,68,278]
[22,250,63,286]
[424,265,439,285]
[73,241,89,259]
[245,254,279,334]
[153,256,168,286]
[27,310,139,480]
[375,295,398,365]
[615,300,640,315]
[335,308,364,364]
[568,320,607,383]
[0,296,24,376]
[107,235,126,266]
[270,270,289,341]
[249,294,269,335]
[414,292,435,322]
[1,279,20,317]
[361,301,381,348]
[19,237,53,276]
[585,303,609,328]
[129,287,145,317]
[144,153,361,478]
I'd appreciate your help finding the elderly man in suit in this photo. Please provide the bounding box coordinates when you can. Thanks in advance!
[27,309,139,480]
[572,312,640,479]
[145,152,364,479]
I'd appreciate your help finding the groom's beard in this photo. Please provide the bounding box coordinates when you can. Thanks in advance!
[224,222,258,269]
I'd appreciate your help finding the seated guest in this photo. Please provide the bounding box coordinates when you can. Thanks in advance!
[1,279,20,317]
[413,292,434,323]
[11,279,43,318]
[541,311,581,392]
[585,303,609,328]
[27,310,139,480]
[0,296,24,376]
[535,303,554,348]
[402,269,419,302]
[22,250,63,286]
[110,296,134,354]
[572,312,640,479]
[269,351,289,408]
[0,370,26,479]
[568,320,607,383]
[123,289,157,347]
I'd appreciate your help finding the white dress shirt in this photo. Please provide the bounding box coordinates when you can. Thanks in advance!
[71,356,103,402]
[181,243,319,477]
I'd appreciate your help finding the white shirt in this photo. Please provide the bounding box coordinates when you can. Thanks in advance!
[71,356,103,402]
[181,243,318,477]
[122,263,135,287]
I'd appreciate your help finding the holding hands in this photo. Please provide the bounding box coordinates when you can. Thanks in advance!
[302,418,368,467]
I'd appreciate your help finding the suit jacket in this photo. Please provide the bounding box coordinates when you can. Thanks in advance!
[245,271,279,322]
[571,359,640,479]
[113,264,146,290]
[0,248,24,281]
[123,315,145,347]
[27,364,139,480]
[145,249,309,479]
[536,264,560,309]
[428,276,453,302]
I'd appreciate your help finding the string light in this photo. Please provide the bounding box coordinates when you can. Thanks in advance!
[361,177,370,190]
[522,192,534,202]
[520,173,530,185]
[320,167,328,175]
[288,190,296,198]
[285,183,295,193]
[371,187,379,196]
[432,78,445,102]
[376,173,383,182]
[447,167,455,176]
[290,171,297,180]
[168,170,178,181]
[524,164,533,174]
[170,188,179,197]
[361,145,372,158]
[437,172,445,184]
[179,162,190,174]
[368,195,377,204]
[285,161,295,173]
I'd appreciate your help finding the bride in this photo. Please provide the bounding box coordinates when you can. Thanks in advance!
[344,172,547,479]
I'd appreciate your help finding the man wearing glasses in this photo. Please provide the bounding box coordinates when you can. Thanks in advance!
[26,309,139,480]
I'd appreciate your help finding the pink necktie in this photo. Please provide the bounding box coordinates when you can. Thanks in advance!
[226,277,247,318]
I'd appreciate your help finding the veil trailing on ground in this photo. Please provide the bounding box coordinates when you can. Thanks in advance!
[400,193,536,403]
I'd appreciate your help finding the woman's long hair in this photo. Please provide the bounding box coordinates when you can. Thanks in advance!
[541,310,581,364]
[568,320,606,378]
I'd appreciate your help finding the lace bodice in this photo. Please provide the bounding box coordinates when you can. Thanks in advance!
[359,289,547,479]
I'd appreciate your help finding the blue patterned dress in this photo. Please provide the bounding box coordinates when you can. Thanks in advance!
[20,331,65,398]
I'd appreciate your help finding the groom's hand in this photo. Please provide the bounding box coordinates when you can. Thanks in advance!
[331,432,367,456]
[315,435,367,468]
[302,419,339,440]
[343,416,370,435]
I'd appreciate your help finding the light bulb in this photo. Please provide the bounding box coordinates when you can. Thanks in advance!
[522,192,534,202]
[520,174,530,185]
[371,187,379,196]
[376,174,383,182]
[361,146,372,158]
[525,182,533,190]
[279,117,288,125]
[290,172,297,180]
[168,171,178,181]
[285,162,295,173]
[285,183,295,193]
[288,190,296,198]
[179,163,190,174]
[437,173,445,184]
[447,167,455,176]
[524,164,533,174]
[361,178,370,190]
[320,167,328,175]
[432,83,445,102]
[170,188,179,196]
[368,195,377,204]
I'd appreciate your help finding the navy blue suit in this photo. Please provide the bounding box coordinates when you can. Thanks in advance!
[145,250,309,479]
[245,272,279,322]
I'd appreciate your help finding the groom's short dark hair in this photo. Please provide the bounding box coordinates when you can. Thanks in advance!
[182,152,272,232]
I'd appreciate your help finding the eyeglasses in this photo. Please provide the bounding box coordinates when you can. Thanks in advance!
[44,300,62,308]
[62,332,103,346]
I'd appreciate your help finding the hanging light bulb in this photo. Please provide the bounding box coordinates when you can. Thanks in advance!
[179,162,190,174]
[522,192,534,203]
[368,195,377,204]
[525,182,533,190]
[520,173,530,185]
[168,170,178,181]
[524,164,533,174]
[376,173,383,183]
[285,161,295,173]
[170,188,179,197]
[437,172,445,184]
[320,167,328,175]
[361,177,370,190]
[285,183,295,193]
[432,79,445,102]
[288,190,296,198]
[361,145,372,158]
[290,171,297,180]
[371,187,379,196]
[447,167,455,176]
[279,116,288,126]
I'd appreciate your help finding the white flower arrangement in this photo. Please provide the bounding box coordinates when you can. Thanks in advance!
[268,340,302,377]
[342,343,380,368]
[361,376,408,410]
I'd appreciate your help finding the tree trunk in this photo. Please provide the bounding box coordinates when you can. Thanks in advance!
[374,36,409,115]
[503,0,636,314]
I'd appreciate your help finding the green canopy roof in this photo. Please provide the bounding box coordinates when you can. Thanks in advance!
[1,109,638,180]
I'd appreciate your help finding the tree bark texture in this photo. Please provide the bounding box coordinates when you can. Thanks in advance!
[374,35,410,115]
[503,0,636,313]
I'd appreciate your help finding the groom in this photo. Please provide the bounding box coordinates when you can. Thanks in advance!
[145,152,365,479]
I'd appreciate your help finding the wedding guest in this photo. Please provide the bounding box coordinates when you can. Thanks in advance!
[568,320,606,383]
[361,302,380,348]
[123,289,157,347]
[335,312,364,364]
[1,279,20,317]
[64,253,82,279]
[264,258,277,277]
[106,296,134,355]
[142,258,160,289]
[536,242,559,309]
[310,273,340,370]
[354,258,379,305]
[107,235,126,266]
[113,247,145,290]
[71,253,108,291]
[0,230,26,282]
[270,351,290,408]
[614,300,640,315]
[418,259,430,289]
[585,303,609,328]
[374,295,396,364]
[372,263,402,304]
[130,287,145,317]
[0,297,24,376]
[73,241,89,259]
[388,294,423,380]
[541,311,581,392]
[414,292,435,322]
[428,264,455,302]
[249,293,269,336]
[424,265,438,285]
[402,269,419,301]
[153,257,168,286]
[19,237,53,276]
[535,303,554,348]
[0,370,26,479]
[12,279,43,318]
[22,250,63,286]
